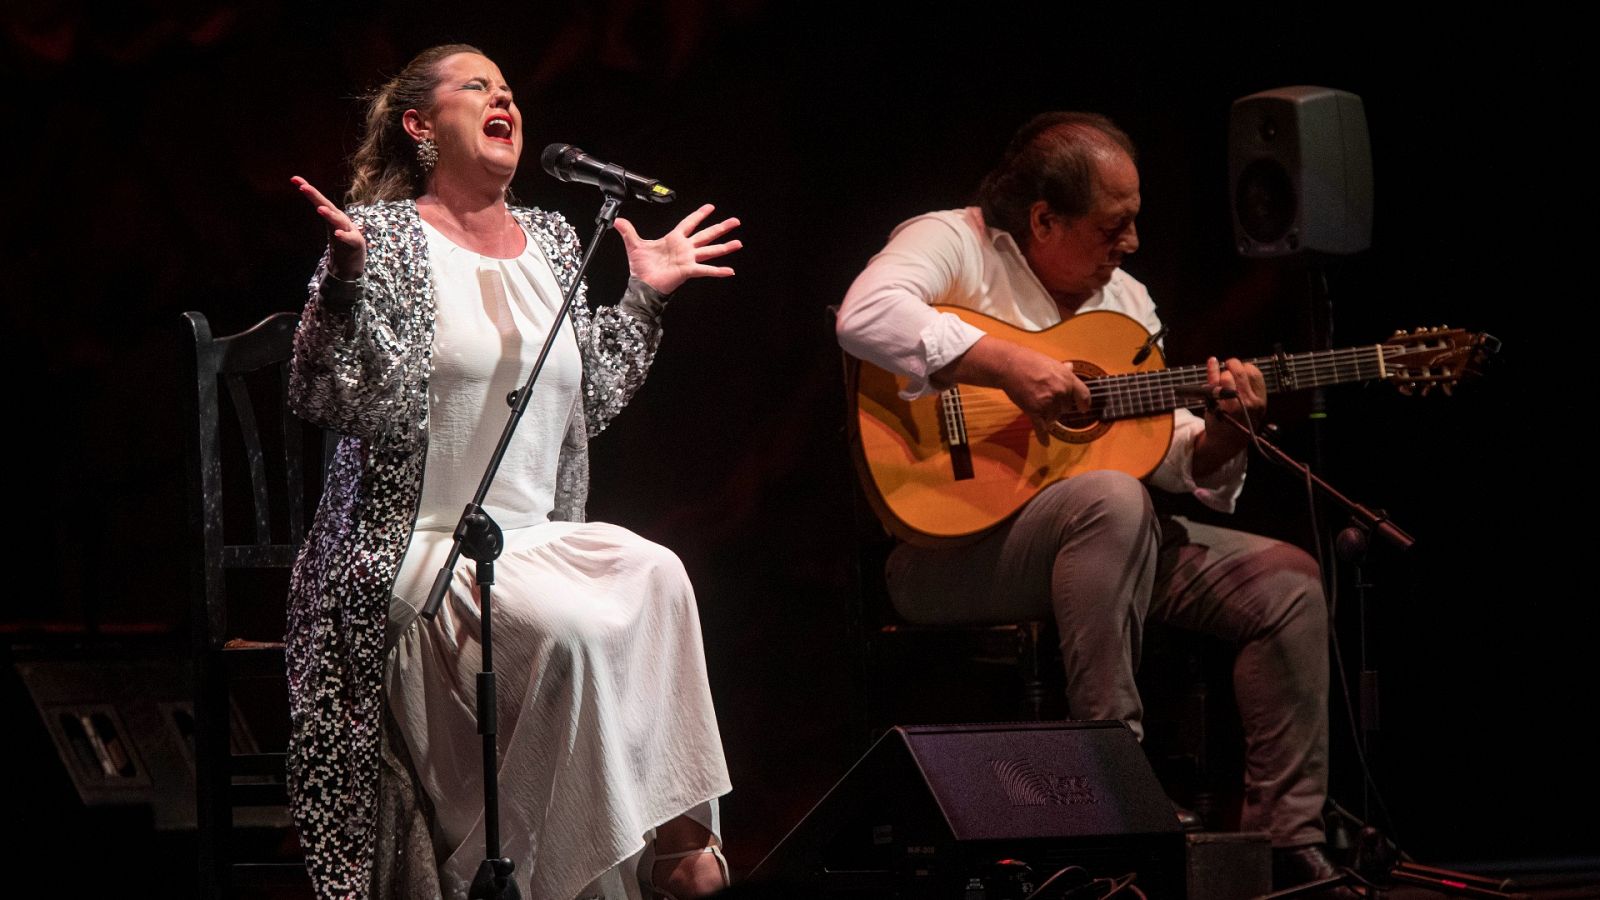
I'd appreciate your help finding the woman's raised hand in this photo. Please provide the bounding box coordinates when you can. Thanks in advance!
[292,176,366,279]
[614,204,742,296]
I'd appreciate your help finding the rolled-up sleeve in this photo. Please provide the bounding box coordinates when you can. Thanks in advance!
[1109,273,1248,511]
[1147,407,1248,512]
[836,216,987,399]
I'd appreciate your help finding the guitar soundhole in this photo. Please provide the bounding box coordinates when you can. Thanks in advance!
[1049,359,1111,444]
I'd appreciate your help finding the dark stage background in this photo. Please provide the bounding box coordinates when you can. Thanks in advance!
[5,0,1592,888]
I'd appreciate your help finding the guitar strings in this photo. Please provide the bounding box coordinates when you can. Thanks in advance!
[930,345,1396,427]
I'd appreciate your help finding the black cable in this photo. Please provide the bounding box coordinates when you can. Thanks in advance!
[1023,864,1091,899]
[1094,872,1146,898]
[1214,400,1406,853]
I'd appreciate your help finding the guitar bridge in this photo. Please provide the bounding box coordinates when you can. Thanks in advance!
[940,387,975,481]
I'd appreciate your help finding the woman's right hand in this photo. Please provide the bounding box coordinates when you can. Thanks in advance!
[292,176,366,279]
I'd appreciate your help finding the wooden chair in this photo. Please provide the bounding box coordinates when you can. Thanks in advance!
[182,310,318,899]
[848,506,1060,729]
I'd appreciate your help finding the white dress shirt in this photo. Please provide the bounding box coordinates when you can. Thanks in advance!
[837,206,1246,511]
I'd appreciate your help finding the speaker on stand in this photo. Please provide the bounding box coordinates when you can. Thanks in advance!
[1229,85,1372,259]
[1228,85,1375,466]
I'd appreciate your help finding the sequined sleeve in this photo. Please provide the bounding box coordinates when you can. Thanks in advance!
[288,208,428,450]
[581,278,667,437]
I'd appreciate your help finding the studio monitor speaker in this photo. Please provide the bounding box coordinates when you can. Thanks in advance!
[750,721,1184,897]
[1230,85,1373,257]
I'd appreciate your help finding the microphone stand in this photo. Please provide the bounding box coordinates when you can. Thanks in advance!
[419,182,632,900]
[1257,823,1530,899]
[1203,404,1524,899]
[1205,401,1413,553]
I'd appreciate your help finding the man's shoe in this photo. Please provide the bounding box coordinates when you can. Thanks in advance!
[1271,844,1363,896]
[1173,805,1205,832]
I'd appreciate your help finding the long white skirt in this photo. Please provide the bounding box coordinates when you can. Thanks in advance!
[387,520,730,900]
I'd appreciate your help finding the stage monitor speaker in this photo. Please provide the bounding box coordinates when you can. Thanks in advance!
[13,655,284,830]
[1229,85,1373,257]
[750,721,1184,898]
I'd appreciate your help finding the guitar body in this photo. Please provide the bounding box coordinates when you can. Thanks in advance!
[848,305,1493,548]
[849,306,1175,548]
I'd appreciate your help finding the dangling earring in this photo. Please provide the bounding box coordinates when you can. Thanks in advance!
[416,138,438,174]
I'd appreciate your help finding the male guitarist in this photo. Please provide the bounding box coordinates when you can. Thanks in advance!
[837,112,1347,894]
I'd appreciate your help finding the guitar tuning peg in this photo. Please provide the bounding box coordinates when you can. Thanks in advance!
[1421,383,1434,397]
[1441,383,1453,396]
[1397,383,1415,397]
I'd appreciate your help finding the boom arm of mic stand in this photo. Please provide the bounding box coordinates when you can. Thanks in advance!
[1208,407,1416,552]
[420,194,625,619]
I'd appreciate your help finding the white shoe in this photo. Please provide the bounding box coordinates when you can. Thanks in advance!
[638,842,730,900]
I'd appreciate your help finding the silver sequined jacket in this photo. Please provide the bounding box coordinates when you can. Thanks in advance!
[284,200,664,899]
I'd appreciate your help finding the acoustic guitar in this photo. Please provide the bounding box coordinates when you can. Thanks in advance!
[847,306,1496,548]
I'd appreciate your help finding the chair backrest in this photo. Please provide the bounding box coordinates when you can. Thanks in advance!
[181,311,312,649]
[834,330,903,632]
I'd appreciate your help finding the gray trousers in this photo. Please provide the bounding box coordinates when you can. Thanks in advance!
[885,470,1329,847]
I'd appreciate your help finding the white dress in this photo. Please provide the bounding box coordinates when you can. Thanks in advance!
[385,220,729,900]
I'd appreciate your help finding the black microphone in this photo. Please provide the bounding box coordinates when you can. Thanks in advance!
[1131,325,1168,365]
[540,143,676,204]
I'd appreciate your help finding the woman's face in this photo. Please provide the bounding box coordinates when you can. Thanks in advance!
[413,52,522,187]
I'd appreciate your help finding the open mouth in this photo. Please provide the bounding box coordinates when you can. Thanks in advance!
[483,114,514,143]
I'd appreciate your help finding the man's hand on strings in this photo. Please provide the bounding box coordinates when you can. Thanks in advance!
[1197,356,1267,463]
[970,340,1092,444]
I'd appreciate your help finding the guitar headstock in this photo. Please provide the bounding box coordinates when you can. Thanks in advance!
[1382,326,1501,396]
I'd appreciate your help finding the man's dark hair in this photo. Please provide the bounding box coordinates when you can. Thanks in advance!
[976,112,1137,249]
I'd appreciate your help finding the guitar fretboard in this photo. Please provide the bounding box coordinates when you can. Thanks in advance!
[1089,344,1391,420]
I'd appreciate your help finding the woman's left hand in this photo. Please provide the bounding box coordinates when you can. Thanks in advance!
[614,204,742,296]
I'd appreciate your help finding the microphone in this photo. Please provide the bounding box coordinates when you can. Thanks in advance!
[540,143,676,204]
[1131,325,1169,365]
